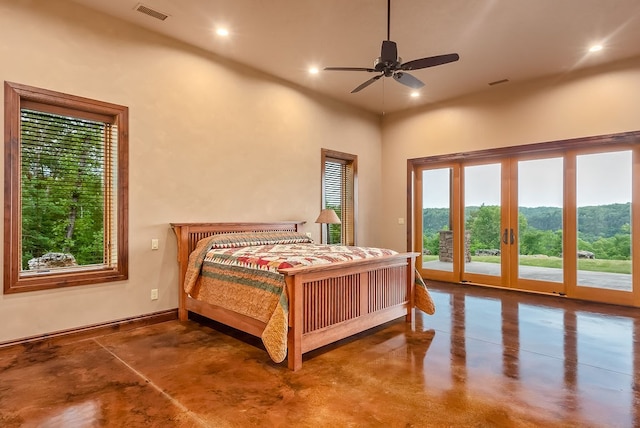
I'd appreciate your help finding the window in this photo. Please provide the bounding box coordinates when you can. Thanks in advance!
[4,82,128,293]
[409,130,640,307]
[321,149,357,245]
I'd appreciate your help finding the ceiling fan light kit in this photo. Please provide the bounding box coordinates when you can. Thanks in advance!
[325,0,459,93]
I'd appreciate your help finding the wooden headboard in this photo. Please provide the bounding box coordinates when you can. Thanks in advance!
[170,221,306,257]
[170,221,306,323]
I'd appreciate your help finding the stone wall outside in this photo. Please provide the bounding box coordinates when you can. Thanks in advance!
[438,230,471,263]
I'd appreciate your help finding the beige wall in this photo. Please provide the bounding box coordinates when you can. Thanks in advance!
[380,56,640,251]
[0,0,381,343]
[4,0,640,344]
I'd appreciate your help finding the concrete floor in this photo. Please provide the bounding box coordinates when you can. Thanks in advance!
[1,282,638,427]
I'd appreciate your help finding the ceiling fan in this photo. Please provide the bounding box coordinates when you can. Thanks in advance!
[324,0,459,93]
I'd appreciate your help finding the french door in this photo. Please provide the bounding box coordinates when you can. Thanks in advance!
[411,136,640,307]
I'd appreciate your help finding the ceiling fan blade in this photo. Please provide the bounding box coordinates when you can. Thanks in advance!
[381,40,398,63]
[324,66,377,72]
[326,0,460,95]
[393,72,425,89]
[351,74,383,93]
[401,53,460,71]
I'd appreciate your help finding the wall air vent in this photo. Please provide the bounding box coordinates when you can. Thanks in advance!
[134,3,170,21]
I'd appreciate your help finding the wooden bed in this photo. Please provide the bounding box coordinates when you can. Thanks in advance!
[171,221,420,371]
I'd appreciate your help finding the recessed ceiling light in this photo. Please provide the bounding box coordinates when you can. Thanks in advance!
[216,28,229,37]
[589,44,603,53]
[410,91,420,98]
[308,67,319,75]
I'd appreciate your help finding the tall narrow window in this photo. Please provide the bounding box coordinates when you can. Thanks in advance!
[4,82,128,293]
[321,149,357,245]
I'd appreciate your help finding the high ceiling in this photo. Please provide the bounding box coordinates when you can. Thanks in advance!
[69,0,640,115]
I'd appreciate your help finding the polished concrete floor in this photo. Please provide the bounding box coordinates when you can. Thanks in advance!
[1,282,639,427]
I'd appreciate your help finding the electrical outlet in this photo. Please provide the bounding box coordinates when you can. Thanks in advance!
[151,289,158,300]
[151,239,159,250]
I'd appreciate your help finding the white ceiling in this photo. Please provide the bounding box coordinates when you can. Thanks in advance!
[70,0,640,115]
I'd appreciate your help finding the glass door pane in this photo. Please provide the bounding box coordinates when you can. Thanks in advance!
[576,151,632,292]
[463,163,502,279]
[517,158,564,284]
[422,168,453,273]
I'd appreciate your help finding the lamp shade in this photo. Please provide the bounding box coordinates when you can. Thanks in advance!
[315,208,341,224]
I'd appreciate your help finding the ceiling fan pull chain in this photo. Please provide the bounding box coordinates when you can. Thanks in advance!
[387,0,391,41]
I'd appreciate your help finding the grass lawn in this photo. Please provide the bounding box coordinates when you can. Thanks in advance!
[422,254,631,274]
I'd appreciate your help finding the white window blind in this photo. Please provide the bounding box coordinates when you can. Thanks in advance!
[323,155,355,245]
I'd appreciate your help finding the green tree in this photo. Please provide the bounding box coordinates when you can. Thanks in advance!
[591,233,631,260]
[21,111,106,268]
[424,203,631,260]
[423,207,450,235]
[423,232,440,255]
[520,229,562,256]
[466,204,501,252]
[326,204,342,244]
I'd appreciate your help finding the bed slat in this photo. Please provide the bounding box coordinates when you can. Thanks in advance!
[304,274,361,333]
[368,265,407,312]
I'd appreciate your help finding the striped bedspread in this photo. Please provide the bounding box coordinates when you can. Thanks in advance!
[183,232,435,363]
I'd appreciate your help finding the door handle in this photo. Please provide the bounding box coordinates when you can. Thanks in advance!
[502,228,508,245]
[510,228,515,245]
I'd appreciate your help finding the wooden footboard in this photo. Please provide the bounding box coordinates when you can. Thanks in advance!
[171,222,417,371]
[280,254,416,370]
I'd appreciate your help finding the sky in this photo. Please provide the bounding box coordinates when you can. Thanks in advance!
[422,150,632,209]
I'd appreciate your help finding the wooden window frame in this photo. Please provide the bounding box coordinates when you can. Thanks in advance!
[321,149,357,245]
[4,81,128,294]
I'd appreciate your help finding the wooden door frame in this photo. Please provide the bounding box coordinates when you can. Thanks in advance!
[408,130,640,307]
[565,145,640,306]
[410,162,462,283]
[507,154,566,296]
[458,159,511,288]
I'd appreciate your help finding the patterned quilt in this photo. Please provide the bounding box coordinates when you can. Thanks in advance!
[183,231,435,363]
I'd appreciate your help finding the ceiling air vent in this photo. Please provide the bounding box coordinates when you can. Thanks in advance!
[134,3,170,21]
